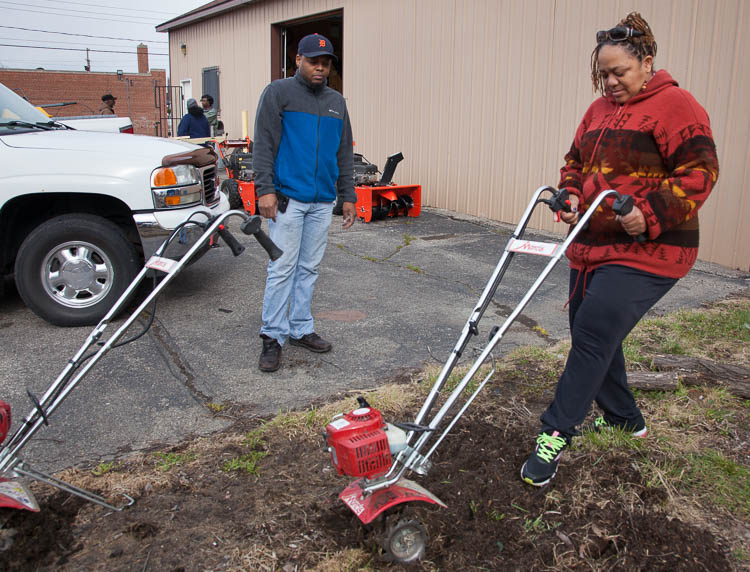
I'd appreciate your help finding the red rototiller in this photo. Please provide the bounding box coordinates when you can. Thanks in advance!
[323,187,640,562]
[0,208,281,512]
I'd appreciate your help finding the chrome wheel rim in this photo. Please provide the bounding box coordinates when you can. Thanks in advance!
[41,240,114,308]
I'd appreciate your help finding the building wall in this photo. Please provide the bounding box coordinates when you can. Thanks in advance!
[0,68,167,135]
[167,0,750,271]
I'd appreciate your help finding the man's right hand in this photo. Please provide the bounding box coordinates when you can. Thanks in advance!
[559,195,580,225]
[258,193,278,221]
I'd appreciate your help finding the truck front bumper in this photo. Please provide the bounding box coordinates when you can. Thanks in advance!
[133,192,230,259]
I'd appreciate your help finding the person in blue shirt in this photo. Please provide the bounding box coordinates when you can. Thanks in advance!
[252,33,356,372]
[177,98,210,138]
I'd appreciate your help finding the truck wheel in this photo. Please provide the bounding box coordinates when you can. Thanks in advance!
[222,179,243,210]
[14,214,140,327]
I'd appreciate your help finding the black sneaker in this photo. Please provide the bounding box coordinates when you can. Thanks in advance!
[584,415,648,438]
[289,332,332,353]
[259,335,281,372]
[520,431,569,487]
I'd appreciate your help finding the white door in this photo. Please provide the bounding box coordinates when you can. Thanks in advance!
[180,79,192,116]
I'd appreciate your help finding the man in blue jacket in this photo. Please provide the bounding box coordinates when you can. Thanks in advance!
[177,98,210,138]
[253,33,356,372]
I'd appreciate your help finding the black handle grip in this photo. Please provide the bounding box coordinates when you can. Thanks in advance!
[547,188,572,213]
[612,195,646,243]
[217,224,245,256]
[240,216,283,261]
[240,215,262,236]
[253,229,283,261]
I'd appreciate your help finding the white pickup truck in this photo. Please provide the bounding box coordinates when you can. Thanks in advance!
[55,115,134,133]
[0,82,229,326]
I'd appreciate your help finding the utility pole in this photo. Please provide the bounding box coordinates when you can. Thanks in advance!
[84,48,90,72]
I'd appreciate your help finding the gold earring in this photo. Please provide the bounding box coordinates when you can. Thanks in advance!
[641,81,648,91]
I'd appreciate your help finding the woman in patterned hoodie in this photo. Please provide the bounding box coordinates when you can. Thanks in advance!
[521,12,719,487]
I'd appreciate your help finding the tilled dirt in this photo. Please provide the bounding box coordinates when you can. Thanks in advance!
[0,370,741,571]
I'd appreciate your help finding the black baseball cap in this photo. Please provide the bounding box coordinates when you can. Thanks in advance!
[101,94,116,102]
[297,33,337,61]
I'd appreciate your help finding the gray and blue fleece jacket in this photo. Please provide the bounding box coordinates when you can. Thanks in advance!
[252,71,355,204]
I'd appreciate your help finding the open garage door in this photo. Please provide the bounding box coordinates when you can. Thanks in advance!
[271,10,343,94]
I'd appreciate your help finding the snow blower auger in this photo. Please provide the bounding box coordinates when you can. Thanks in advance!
[334,152,421,223]
[0,209,282,513]
[324,187,641,563]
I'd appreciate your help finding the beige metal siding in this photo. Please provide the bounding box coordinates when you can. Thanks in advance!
[167,0,750,271]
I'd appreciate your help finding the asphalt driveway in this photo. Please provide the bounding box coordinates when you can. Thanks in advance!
[0,207,747,473]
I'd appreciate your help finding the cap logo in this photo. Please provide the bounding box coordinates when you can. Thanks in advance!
[319,39,326,47]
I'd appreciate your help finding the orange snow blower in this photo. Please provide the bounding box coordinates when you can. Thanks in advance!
[217,137,256,215]
[337,152,421,222]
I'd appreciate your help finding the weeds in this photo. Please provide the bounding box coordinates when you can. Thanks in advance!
[92,461,118,476]
[674,450,750,518]
[624,298,750,366]
[153,451,196,472]
[487,509,505,521]
[222,452,268,476]
[523,514,560,537]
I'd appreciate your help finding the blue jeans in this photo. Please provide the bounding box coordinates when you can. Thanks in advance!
[260,198,333,345]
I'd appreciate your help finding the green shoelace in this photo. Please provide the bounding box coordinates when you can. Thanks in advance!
[535,433,567,463]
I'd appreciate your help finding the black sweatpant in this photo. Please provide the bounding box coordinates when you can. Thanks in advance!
[540,264,678,439]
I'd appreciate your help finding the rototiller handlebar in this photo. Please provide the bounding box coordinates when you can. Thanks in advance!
[0,209,281,512]
[323,187,643,563]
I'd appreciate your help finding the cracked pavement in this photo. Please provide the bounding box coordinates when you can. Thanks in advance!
[1,207,747,473]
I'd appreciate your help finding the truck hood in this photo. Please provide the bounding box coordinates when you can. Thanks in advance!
[0,130,199,159]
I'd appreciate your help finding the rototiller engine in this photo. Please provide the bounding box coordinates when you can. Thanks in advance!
[323,187,643,563]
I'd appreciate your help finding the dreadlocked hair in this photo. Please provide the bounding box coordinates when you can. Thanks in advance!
[590,12,658,95]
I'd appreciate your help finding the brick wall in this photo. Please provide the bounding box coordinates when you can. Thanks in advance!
[0,67,168,136]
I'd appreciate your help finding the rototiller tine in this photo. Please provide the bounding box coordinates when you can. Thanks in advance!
[0,209,282,512]
[324,186,635,563]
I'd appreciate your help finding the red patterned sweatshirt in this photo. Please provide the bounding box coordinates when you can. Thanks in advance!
[559,69,719,278]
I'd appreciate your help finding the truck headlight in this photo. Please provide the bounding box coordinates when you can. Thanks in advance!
[151,165,202,208]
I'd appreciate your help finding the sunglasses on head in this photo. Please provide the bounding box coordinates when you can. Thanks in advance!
[596,26,645,44]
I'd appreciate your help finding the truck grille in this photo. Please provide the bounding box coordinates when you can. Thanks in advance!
[202,166,219,205]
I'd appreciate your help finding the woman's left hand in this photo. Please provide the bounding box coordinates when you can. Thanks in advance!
[615,206,647,236]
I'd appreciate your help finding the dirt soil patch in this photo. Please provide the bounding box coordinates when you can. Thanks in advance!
[1,297,749,571]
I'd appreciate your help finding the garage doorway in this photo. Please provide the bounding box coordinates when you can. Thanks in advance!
[271,10,343,93]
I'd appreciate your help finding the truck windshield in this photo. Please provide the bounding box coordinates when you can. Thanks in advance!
[0,82,58,135]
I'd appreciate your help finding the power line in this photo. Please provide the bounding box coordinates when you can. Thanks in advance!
[29,0,180,16]
[0,5,163,25]
[0,25,168,43]
[0,36,154,49]
[0,0,161,21]
[0,44,168,55]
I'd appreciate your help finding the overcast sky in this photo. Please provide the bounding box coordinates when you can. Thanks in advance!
[0,0,208,75]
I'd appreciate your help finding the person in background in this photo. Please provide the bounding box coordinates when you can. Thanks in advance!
[200,94,218,135]
[252,33,356,372]
[177,98,210,139]
[520,12,719,487]
[99,94,116,115]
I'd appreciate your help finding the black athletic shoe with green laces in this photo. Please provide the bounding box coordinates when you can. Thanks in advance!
[585,415,648,437]
[520,430,569,487]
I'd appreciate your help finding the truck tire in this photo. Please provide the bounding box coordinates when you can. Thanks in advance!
[14,214,140,327]
[222,179,243,210]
